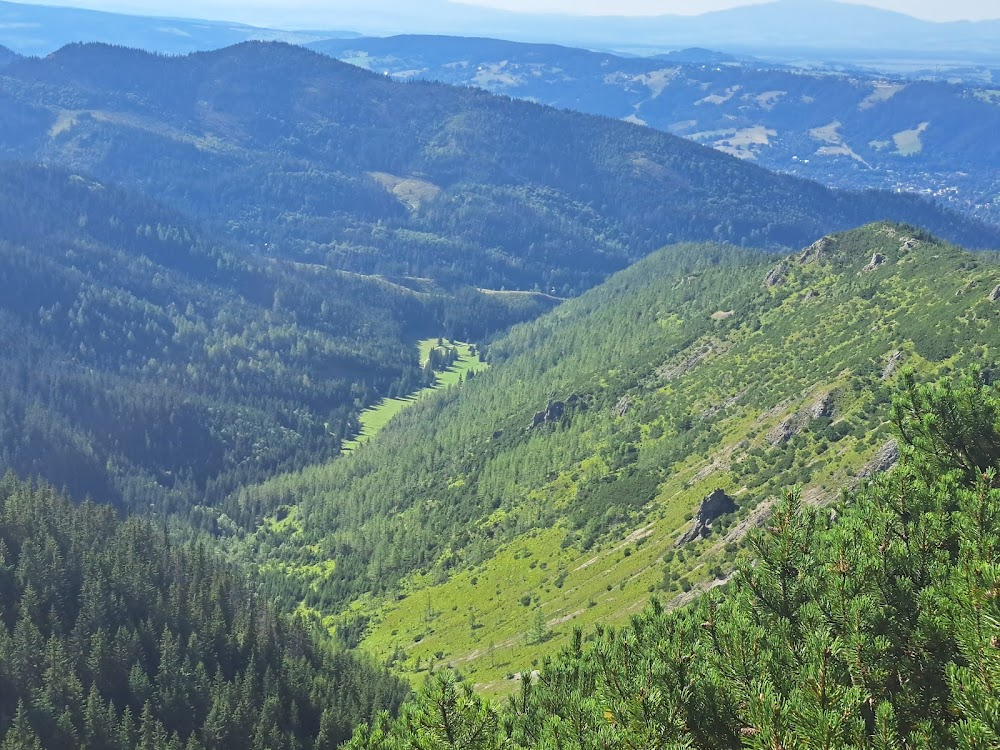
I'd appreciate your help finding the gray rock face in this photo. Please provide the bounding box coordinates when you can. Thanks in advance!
[767,419,796,446]
[763,263,788,288]
[882,350,904,381]
[864,253,886,272]
[990,284,1000,302]
[529,401,565,429]
[798,236,834,264]
[615,397,632,417]
[677,489,739,546]
[809,392,834,419]
[858,440,900,479]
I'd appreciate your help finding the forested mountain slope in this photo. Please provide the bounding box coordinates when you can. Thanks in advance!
[0,45,16,65]
[344,371,1000,749]
[0,472,408,750]
[0,42,997,296]
[314,35,1000,224]
[0,163,549,515]
[231,223,1000,685]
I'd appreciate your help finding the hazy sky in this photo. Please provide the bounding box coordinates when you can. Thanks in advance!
[12,0,1000,23]
[469,0,998,21]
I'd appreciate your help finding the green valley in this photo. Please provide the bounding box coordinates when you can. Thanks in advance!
[234,223,1000,690]
[342,340,487,453]
[347,371,1000,749]
[0,27,999,750]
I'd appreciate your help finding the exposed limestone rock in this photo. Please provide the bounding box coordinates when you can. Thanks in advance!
[677,489,739,546]
[529,401,565,430]
[990,284,1000,302]
[615,396,632,417]
[899,237,920,252]
[798,235,834,264]
[809,392,834,419]
[882,350,904,381]
[767,419,796,446]
[546,401,565,422]
[858,441,900,479]
[763,262,788,288]
[864,252,886,272]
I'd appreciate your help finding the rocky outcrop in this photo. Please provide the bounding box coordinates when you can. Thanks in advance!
[615,396,632,417]
[763,262,788,288]
[676,489,739,546]
[858,440,900,479]
[864,253,886,272]
[882,350,904,381]
[798,236,835,264]
[529,401,565,429]
[990,284,1000,302]
[809,392,834,419]
[767,419,796,446]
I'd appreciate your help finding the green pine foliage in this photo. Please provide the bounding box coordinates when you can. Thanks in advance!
[0,472,409,750]
[344,369,1000,749]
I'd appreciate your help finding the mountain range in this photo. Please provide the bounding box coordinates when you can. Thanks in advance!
[2,41,996,294]
[0,0,358,56]
[0,12,998,750]
[1,0,999,66]
[312,34,1000,224]
[0,39,996,515]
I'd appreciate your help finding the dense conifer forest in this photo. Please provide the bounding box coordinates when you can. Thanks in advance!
[0,34,998,750]
[0,473,409,750]
[232,224,1000,677]
[0,163,549,514]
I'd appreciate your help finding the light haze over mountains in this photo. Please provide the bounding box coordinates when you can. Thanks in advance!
[1,0,998,64]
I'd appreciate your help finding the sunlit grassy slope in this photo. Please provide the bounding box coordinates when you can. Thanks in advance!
[341,340,487,453]
[235,224,1000,692]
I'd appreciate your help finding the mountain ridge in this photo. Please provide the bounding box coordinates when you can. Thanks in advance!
[311,34,1000,224]
[228,221,1000,687]
[0,0,358,55]
[1,40,997,298]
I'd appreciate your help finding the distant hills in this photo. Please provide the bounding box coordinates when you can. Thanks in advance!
[312,35,1000,224]
[315,0,1000,65]
[0,43,17,64]
[0,0,357,55]
[0,0,998,66]
[1,41,996,300]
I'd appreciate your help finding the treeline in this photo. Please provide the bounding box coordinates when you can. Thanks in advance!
[0,472,409,750]
[0,163,551,516]
[344,370,1000,750]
